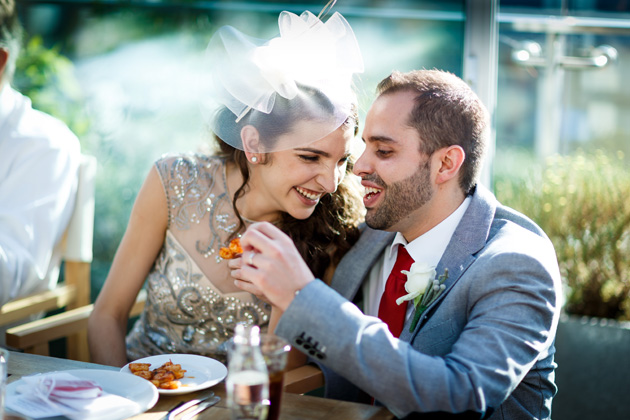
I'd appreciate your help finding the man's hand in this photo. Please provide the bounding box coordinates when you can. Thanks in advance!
[229,222,315,311]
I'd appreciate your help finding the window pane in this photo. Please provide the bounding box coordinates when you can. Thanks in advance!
[496,5,630,167]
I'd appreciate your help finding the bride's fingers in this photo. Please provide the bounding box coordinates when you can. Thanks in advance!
[227,256,243,270]
[240,229,272,254]
[229,259,254,281]
[231,258,262,281]
[249,221,286,239]
[241,222,290,254]
[233,278,264,296]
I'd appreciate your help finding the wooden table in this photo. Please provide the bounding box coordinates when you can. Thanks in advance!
[6,352,394,420]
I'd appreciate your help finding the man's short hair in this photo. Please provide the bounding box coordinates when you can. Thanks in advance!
[0,0,23,85]
[376,69,489,195]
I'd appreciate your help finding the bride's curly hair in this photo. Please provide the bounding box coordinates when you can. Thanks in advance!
[214,87,364,280]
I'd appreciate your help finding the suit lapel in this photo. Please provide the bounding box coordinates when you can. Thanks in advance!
[330,227,394,301]
[401,186,498,341]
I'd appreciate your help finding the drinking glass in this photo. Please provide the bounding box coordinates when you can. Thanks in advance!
[259,334,291,420]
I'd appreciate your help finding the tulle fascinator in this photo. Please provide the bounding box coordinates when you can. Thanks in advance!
[202,9,364,153]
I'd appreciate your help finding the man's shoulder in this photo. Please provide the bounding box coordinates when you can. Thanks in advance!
[470,184,549,241]
[482,201,559,276]
[493,202,549,242]
[456,186,556,267]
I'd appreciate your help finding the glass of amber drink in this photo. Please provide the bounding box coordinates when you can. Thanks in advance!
[259,334,291,420]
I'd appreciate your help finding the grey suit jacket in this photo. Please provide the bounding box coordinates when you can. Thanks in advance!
[276,185,562,419]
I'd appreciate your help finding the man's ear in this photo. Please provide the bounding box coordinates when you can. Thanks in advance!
[240,125,262,163]
[0,48,8,81]
[434,145,465,185]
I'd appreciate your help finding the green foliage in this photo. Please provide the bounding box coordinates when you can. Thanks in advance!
[13,36,89,137]
[495,150,630,321]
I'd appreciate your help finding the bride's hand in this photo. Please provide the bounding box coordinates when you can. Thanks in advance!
[230,222,315,311]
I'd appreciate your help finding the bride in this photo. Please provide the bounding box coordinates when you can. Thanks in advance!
[88,8,365,367]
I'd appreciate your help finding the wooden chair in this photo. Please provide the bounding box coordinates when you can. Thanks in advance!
[2,154,97,360]
[284,364,324,394]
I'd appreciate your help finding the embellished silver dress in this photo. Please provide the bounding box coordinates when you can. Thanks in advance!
[126,154,271,363]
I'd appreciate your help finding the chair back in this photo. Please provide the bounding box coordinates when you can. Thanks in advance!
[59,154,97,360]
[63,154,96,264]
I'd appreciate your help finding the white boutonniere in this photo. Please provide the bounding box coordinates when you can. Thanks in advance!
[397,262,448,332]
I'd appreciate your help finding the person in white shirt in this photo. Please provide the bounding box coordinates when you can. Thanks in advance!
[0,0,81,310]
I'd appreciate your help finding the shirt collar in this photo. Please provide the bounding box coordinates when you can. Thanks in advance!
[387,196,472,267]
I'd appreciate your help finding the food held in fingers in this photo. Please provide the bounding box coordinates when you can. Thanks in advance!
[220,237,243,259]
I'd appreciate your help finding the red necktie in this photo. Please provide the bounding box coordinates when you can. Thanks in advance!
[378,246,414,338]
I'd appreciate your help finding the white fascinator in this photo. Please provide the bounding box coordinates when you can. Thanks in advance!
[202,10,364,153]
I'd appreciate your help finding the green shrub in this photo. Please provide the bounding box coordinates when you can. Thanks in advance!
[495,150,630,321]
[13,36,89,137]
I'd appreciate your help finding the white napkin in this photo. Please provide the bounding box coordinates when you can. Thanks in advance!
[6,371,141,420]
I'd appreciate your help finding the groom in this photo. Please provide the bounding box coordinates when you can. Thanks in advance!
[232,69,562,419]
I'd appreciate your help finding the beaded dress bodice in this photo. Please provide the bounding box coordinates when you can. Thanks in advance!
[126,154,270,363]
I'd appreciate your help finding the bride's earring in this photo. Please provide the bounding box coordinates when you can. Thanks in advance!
[251,156,258,163]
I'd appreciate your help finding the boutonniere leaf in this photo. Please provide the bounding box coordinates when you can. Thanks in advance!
[397,264,448,332]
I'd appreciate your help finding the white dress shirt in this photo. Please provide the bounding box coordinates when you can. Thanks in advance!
[0,85,81,306]
[362,196,471,318]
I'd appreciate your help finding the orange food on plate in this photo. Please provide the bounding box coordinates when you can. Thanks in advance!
[129,362,151,373]
[219,237,243,260]
[130,359,187,389]
[155,380,180,390]
[132,369,153,380]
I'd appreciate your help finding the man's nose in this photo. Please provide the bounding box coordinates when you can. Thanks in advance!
[353,153,370,177]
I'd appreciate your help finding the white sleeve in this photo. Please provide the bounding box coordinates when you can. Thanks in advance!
[0,115,81,305]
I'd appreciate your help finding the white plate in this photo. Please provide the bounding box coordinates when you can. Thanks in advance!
[121,354,228,395]
[6,369,159,420]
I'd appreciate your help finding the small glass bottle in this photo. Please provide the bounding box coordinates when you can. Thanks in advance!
[226,324,269,420]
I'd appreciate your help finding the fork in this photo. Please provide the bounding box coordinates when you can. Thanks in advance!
[180,395,221,420]
[162,390,216,420]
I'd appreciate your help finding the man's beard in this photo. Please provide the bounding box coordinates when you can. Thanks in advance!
[364,159,433,231]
